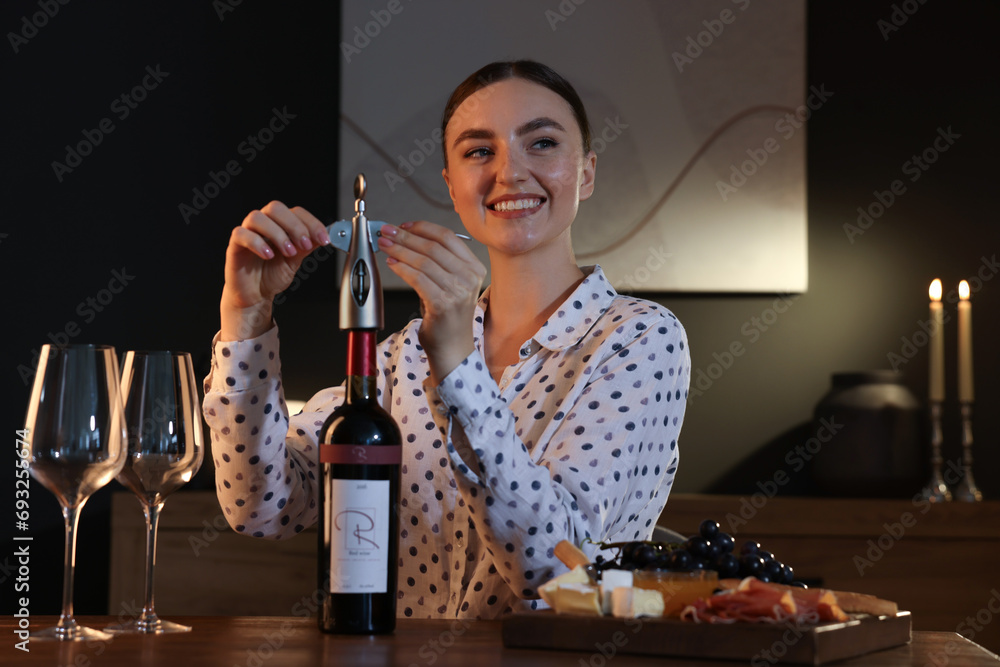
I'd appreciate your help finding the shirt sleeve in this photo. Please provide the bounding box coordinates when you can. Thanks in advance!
[428,313,689,598]
[202,325,399,540]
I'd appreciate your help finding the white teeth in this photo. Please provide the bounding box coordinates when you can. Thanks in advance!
[493,198,541,212]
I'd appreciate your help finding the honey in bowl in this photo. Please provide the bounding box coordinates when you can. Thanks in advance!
[632,569,718,616]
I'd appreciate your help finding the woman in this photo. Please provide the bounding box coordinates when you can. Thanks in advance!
[203,61,690,619]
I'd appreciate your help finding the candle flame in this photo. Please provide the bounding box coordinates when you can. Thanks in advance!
[929,279,942,301]
[959,280,970,300]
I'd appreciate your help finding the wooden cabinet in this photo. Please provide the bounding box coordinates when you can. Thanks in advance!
[658,494,1000,653]
[110,492,1000,653]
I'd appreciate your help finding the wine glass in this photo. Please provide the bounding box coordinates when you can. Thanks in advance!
[23,344,128,641]
[106,351,204,634]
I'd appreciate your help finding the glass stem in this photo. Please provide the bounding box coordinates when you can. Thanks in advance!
[141,502,165,622]
[58,502,85,631]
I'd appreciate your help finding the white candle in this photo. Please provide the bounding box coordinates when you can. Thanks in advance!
[958,280,974,402]
[928,279,944,402]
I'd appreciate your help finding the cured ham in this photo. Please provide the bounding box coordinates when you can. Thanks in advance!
[681,577,848,624]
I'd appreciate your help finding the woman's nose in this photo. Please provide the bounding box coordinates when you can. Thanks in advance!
[495,148,526,184]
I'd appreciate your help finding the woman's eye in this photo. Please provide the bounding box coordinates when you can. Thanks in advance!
[532,138,558,149]
[464,147,492,159]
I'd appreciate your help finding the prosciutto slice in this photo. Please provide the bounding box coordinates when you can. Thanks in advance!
[681,577,848,625]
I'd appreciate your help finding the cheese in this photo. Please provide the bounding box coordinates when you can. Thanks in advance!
[600,569,634,614]
[544,582,602,616]
[611,586,665,619]
[538,565,592,607]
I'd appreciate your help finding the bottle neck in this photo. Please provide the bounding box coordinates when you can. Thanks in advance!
[345,330,377,403]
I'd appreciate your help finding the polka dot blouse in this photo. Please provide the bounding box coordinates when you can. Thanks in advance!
[202,265,690,619]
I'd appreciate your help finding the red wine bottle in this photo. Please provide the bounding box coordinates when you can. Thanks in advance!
[319,175,402,634]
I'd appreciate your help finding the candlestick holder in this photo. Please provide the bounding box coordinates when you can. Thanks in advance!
[954,402,983,502]
[921,402,951,502]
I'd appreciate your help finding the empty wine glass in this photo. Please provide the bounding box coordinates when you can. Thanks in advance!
[106,351,204,634]
[23,344,128,641]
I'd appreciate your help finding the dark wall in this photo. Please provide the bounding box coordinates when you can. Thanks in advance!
[2,0,997,617]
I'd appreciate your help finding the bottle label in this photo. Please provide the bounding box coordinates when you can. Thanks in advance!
[328,478,391,593]
[320,444,401,465]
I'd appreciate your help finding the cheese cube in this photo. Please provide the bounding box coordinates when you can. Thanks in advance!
[611,587,665,619]
[600,569,634,614]
[547,582,602,616]
[538,565,591,607]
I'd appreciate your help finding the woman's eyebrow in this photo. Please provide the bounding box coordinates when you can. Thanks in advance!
[516,117,566,136]
[450,117,567,150]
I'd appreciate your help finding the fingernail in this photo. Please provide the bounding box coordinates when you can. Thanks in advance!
[262,246,274,259]
[400,221,414,230]
[317,230,331,246]
[381,225,398,236]
[283,241,297,256]
[377,236,394,248]
[299,235,313,251]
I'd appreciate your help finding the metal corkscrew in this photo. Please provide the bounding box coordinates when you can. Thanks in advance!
[330,173,384,331]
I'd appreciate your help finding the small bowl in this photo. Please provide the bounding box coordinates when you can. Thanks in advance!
[632,569,719,616]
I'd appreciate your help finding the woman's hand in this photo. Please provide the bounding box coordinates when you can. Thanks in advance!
[377,221,486,385]
[220,201,330,341]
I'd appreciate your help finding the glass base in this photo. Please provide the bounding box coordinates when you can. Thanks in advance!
[105,615,192,634]
[32,619,115,642]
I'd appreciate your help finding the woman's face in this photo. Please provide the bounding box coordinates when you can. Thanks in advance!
[442,78,596,258]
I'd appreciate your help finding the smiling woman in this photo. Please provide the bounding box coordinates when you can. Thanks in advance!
[201,60,691,620]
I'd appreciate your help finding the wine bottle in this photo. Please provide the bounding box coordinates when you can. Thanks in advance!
[319,174,402,634]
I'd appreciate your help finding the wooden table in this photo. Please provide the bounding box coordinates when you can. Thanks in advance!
[4,616,999,666]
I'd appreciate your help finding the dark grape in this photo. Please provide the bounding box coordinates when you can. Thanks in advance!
[790,581,808,589]
[739,555,765,577]
[648,552,672,570]
[668,549,693,571]
[759,550,774,562]
[699,519,721,540]
[632,544,658,568]
[620,541,643,563]
[714,533,735,554]
[706,541,722,560]
[781,564,795,584]
[740,541,761,556]
[763,559,782,580]
[690,559,706,570]
[684,537,710,559]
[756,573,772,584]
[714,553,740,578]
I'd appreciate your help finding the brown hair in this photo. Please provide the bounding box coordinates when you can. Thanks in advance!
[441,60,592,168]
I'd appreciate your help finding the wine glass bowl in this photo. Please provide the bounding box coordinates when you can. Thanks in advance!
[23,344,128,641]
[108,350,204,634]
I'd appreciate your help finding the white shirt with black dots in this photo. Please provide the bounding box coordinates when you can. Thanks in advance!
[203,265,690,619]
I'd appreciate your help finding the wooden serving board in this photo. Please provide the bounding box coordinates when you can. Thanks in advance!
[502,611,912,665]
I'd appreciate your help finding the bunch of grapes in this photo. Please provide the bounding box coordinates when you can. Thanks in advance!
[596,519,804,587]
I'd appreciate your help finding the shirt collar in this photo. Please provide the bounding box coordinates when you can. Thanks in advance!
[473,265,617,354]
